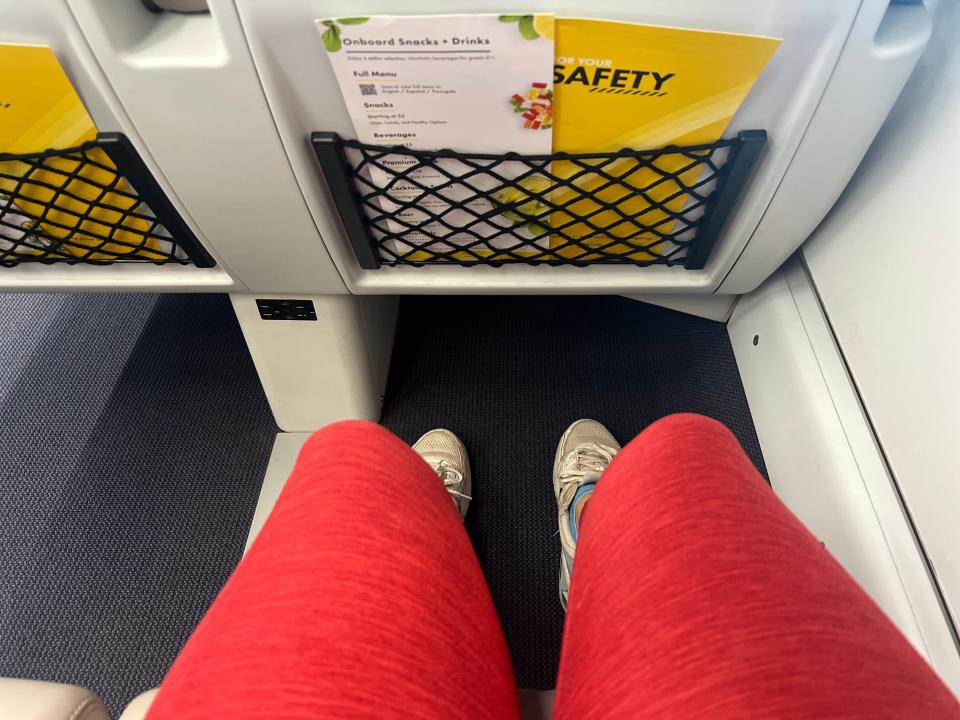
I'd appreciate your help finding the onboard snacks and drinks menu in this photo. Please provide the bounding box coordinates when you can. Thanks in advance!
[0,44,162,259]
[320,14,555,256]
[321,14,780,259]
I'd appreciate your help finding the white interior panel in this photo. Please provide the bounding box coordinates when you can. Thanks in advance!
[230,293,397,432]
[0,0,236,291]
[233,0,872,293]
[730,261,960,693]
[803,0,960,635]
[63,0,346,295]
[720,0,932,293]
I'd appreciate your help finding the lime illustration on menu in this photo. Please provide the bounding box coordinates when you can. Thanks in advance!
[320,14,555,257]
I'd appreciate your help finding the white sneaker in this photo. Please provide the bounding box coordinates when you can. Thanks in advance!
[554,419,621,610]
[412,428,472,519]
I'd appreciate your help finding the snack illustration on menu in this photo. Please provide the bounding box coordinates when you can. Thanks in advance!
[511,81,553,129]
[320,13,555,258]
[321,14,780,260]
[0,44,163,260]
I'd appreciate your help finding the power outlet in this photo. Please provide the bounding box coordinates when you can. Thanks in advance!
[256,299,317,321]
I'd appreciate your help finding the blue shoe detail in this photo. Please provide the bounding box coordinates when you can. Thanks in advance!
[567,480,596,544]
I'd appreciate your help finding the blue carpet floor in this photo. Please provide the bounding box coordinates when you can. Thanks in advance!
[0,293,276,714]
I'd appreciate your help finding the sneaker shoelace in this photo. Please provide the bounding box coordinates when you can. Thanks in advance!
[557,442,617,510]
[432,459,472,501]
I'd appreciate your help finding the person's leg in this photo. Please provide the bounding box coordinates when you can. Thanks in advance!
[147,420,517,720]
[554,414,959,719]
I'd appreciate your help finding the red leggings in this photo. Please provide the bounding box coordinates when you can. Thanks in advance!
[148,415,959,719]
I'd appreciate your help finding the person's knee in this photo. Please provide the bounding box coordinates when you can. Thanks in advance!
[301,419,401,457]
[639,413,737,447]
[615,413,744,471]
[587,413,759,521]
[296,420,444,497]
[290,420,418,493]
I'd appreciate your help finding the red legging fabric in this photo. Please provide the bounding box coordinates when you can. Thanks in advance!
[147,415,959,719]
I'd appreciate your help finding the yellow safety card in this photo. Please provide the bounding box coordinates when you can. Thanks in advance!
[549,19,781,257]
[0,44,161,259]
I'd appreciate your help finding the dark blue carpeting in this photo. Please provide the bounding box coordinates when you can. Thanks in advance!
[380,295,765,690]
[0,293,276,715]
